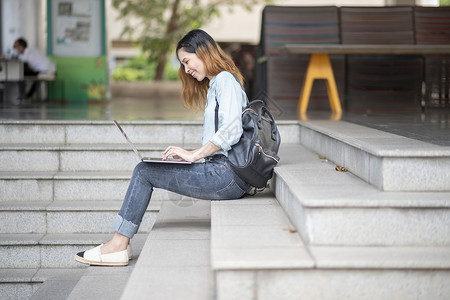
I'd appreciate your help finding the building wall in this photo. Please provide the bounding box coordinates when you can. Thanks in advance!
[1,0,41,56]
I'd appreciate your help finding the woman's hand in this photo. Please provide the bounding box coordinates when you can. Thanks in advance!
[162,142,221,163]
[162,146,197,162]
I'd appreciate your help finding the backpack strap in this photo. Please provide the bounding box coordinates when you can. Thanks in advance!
[214,97,219,133]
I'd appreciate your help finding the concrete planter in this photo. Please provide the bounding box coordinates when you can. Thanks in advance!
[110,81,182,98]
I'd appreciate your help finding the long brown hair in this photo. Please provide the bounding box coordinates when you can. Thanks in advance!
[176,29,244,110]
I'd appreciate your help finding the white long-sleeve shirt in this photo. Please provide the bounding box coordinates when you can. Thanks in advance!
[203,71,248,157]
[18,47,56,73]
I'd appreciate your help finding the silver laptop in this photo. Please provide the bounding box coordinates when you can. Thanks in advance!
[113,120,192,164]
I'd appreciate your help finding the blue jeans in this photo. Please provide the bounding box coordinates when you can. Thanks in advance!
[112,155,249,238]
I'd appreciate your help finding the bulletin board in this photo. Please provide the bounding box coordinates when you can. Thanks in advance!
[50,0,102,57]
[47,0,107,103]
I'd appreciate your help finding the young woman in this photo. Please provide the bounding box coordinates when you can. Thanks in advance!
[75,29,249,266]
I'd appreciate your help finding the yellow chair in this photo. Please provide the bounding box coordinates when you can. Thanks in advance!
[298,53,342,114]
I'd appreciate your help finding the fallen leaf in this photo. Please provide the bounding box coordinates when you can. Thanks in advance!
[283,228,297,233]
[335,165,347,172]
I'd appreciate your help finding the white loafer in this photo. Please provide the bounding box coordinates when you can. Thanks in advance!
[75,244,129,266]
[127,244,133,260]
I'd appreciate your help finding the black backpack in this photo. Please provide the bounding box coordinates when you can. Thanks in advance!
[215,99,281,188]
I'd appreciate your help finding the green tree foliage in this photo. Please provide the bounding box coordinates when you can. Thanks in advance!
[440,0,450,6]
[112,0,270,81]
[112,56,179,81]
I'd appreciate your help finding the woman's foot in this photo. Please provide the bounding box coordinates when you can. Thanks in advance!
[101,239,127,255]
[74,233,132,266]
[75,244,129,266]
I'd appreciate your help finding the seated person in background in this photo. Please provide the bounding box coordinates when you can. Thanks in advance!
[13,37,56,99]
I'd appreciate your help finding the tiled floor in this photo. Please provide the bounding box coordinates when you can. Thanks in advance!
[343,110,450,147]
[0,96,449,146]
[0,97,204,121]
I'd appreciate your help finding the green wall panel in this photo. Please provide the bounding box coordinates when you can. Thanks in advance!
[52,56,108,103]
[47,0,107,104]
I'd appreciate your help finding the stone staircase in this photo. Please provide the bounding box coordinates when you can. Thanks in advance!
[1,120,449,299]
[209,121,450,299]
[0,120,210,299]
[211,143,450,299]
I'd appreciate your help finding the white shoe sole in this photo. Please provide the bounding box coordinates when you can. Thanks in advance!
[75,244,129,266]
[74,253,128,266]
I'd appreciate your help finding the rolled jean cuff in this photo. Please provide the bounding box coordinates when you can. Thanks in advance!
[112,214,139,239]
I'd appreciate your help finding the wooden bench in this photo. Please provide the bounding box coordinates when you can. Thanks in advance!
[0,60,65,103]
[26,73,65,102]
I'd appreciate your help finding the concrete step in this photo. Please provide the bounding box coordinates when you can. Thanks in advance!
[65,251,139,300]
[211,191,310,271]
[0,120,297,172]
[0,200,158,234]
[6,119,448,190]
[274,143,450,247]
[298,120,450,191]
[0,268,85,300]
[31,232,148,300]
[0,233,148,300]
[0,120,299,145]
[0,171,178,202]
[211,191,450,300]
[0,233,147,269]
[117,199,213,300]
[0,143,200,172]
[0,120,203,144]
[211,191,311,299]
[3,119,446,189]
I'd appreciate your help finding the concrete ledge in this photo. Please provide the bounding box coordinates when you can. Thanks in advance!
[110,81,182,99]
[274,144,450,246]
[211,189,450,300]
[299,120,450,191]
[310,246,450,269]
[216,269,450,300]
